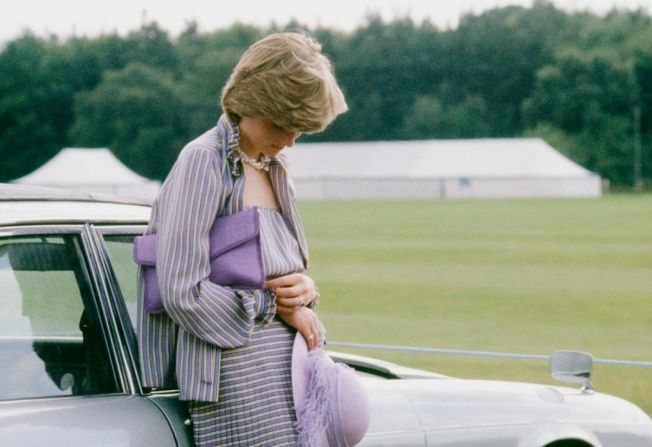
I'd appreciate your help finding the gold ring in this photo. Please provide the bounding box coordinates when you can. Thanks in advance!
[306,334,314,340]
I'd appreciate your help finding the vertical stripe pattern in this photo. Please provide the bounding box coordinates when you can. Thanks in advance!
[138,114,310,404]
[137,115,308,402]
[189,206,305,446]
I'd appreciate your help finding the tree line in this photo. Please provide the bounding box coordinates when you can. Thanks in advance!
[1,1,651,187]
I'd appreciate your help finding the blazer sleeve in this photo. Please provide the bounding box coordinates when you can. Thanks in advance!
[156,145,276,348]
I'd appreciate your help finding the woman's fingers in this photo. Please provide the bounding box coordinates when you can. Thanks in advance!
[265,273,303,288]
[272,284,306,298]
[276,295,306,306]
[301,323,320,350]
[301,327,315,350]
[282,308,320,350]
[276,304,298,315]
[267,274,316,310]
[266,274,314,299]
[306,311,321,350]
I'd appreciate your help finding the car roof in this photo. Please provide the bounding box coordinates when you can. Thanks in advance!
[0,183,151,226]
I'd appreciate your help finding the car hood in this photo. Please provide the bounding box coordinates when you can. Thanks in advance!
[361,376,652,431]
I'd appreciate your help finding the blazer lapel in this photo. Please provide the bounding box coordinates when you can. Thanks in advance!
[227,173,245,214]
[269,157,309,267]
[218,114,245,216]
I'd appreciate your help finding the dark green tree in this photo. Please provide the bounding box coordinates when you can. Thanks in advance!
[69,63,188,180]
[328,16,443,141]
[2,7,652,187]
[444,3,570,136]
[402,94,489,139]
[523,50,636,184]
[124,22,180,72]
[633,51,652,186]
[0,35,72,180]
[175,23,259,136]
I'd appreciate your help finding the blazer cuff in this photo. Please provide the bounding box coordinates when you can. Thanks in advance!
[253,288,277,323]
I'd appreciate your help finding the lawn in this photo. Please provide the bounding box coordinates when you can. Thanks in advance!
[297,194,652,415]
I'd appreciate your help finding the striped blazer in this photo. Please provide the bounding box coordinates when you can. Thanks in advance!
[137,114,309,402]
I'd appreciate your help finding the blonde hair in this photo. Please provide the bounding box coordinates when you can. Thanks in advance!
[221,32,348,133]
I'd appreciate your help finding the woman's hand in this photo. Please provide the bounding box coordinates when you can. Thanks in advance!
[278,307,321,350]
[265,273,317,315]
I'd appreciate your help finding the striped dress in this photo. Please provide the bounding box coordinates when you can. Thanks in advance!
[189,206,304,447]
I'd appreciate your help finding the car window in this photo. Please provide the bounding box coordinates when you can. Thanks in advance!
[102,234,139,330]
[101,232,182,393]
[0,234,118,400]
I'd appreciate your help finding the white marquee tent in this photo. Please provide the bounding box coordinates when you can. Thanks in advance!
[13,148,160,201]
[285,138,602,199]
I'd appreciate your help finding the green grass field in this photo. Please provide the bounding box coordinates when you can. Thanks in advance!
[297,194,652,415]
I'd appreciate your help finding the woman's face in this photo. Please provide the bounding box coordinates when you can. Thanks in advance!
[238,117,301,158]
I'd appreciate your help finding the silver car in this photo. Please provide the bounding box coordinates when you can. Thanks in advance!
[1,183,651,447]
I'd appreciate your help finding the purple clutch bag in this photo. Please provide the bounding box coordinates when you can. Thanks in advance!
[133,207,264,314]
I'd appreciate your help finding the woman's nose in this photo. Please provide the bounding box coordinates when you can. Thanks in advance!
[283,131,301,148]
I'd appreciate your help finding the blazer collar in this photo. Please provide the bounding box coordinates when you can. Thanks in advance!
[216,114,244,178]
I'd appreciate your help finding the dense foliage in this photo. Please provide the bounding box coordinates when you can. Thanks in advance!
[1,3,650,186]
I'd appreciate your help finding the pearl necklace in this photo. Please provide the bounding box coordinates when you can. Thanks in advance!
[233,144,271,171]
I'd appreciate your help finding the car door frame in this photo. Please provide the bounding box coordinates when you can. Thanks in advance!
[84,223,144,393]
[0,223,179,447]
[0,223,131,392]
[89,223,195,447]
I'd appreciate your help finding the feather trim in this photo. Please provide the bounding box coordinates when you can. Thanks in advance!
[297,347,336,447]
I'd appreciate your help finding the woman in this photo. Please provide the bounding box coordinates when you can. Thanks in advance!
[138,32,348,446]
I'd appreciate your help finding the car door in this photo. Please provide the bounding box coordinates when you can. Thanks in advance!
[94,224,429,447]
[0,225,178,447]
[92,225,194,447]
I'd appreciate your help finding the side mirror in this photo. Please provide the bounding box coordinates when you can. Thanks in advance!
[549,351,594,394]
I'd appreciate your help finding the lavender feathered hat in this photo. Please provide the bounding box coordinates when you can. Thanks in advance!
[292,333,371,447]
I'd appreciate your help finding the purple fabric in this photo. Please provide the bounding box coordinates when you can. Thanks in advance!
[292,334,371,447]
[133,208,264,314]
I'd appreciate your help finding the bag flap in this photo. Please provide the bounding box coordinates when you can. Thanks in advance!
[133,234,157,266]
[132,208,259,266]
[209,207,260,260]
